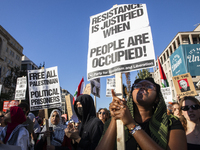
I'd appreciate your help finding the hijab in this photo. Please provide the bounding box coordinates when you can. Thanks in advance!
[40,109,67,146]
[126,78,169,149]
[4,106,26,143]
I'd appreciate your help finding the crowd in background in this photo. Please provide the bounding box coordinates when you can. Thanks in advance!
[0,78,199,150]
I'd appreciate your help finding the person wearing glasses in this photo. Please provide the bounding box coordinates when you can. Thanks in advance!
[96,78,186,150]
[179,96,200,150]
[97,108,110,124]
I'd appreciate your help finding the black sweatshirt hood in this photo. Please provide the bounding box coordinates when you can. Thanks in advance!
[74,94,96,124]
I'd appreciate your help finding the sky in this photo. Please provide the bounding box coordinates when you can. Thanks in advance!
[1,0,200,111]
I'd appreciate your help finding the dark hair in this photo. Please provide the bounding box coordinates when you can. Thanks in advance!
[18,102,30,112]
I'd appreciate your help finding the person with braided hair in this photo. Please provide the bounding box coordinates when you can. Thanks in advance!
[96,78,187,150]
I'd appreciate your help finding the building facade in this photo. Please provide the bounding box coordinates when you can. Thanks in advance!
[0,25,23,93]
[152,24,200,100]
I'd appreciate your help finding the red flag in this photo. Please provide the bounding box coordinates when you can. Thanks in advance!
[73,77,85,105]
[157,56,169,87]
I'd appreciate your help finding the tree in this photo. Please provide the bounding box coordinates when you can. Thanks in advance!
[135,69,151,79]
[124,72,131,98]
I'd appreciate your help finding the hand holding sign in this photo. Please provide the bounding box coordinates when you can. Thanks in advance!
[109,89,136,127]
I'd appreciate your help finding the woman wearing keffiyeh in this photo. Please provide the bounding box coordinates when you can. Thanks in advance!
[35,109,72,150]
[96,78,187,150]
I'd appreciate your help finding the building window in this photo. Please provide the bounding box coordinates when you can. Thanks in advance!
[166,51,169,59]
[6,47,8,52]
[4,56,7,62]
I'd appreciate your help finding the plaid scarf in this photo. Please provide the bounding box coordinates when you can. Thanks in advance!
[125,91,168,149]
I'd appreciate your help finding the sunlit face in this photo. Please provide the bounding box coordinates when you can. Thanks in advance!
[179,80,187,90]
[132,80,157,106]
[172,104,180,118]
[181,100,200,122]
[50,111,60,125]
[98,109,107,121]
[4,112,11,124]
[0,112,4,124]
[76,102,82,108]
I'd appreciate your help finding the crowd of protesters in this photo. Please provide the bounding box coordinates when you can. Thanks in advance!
[0,77,199,150]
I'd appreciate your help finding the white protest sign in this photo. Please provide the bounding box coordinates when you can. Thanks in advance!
[106,78,115,97]
[161,87,172,103]
[87,4,155,80]
[14,77,27,100]
[28,66,61,111]
[90,78,100,98]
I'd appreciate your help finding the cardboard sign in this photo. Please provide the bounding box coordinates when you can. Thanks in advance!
[172,73,197,98]
[14,77,27,100]
[3,100,19,112]
[83,83,91,95]
[90,78,100,98]
[106,78,116,97]
[87,4,155,80]
[28,66,61,111]
[161,87,172,103]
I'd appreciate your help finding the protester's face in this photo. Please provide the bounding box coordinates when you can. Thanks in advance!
[98,109,107,121]
[132,80,157,106]
[0,112,4,124]
[76,102,82,108]
[181,100,200,122]
[51,111,60,125]
[180,80,187,90]
[4,111,11,124]
[172,104,180,118]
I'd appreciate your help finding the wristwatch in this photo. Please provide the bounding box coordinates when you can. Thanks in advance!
[129,124,142,135]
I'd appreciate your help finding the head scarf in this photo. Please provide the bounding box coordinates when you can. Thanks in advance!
[74,94,96,124]
[27,112,41,133]
[40,109,66,146]
[126,78,169,149]
[4,106,26,143]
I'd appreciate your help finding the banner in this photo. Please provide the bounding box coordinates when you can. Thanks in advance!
[3,100,19,112]
[28,66,61,111]
[183,44,200,76]
[90,78,100,98]
[172,73,197,98]
[106,78,115,97]
[170,46,187,76]
[170,44,200,77]
[161,87,172,103]
[87,4,155,80]
[14,77,27,100]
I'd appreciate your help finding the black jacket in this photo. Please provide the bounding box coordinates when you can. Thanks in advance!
[74,94,104,150]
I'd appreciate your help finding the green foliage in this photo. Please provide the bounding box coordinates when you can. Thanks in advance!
[135,69,151,79]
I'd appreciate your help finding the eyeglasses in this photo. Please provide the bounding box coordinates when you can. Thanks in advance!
[181,104,200,111]
[99,112,106,115]
[133,84,156,91]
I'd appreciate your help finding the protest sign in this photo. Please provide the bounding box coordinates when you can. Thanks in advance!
[172,73,197,98]
[87,4,155,80]
[3,100,19,112]
[106,78,115,97]
[28,66,61,111]
[14,77,27,100]
[161,87,172,103]
[83,83,91,95]
[90,78,100,98]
